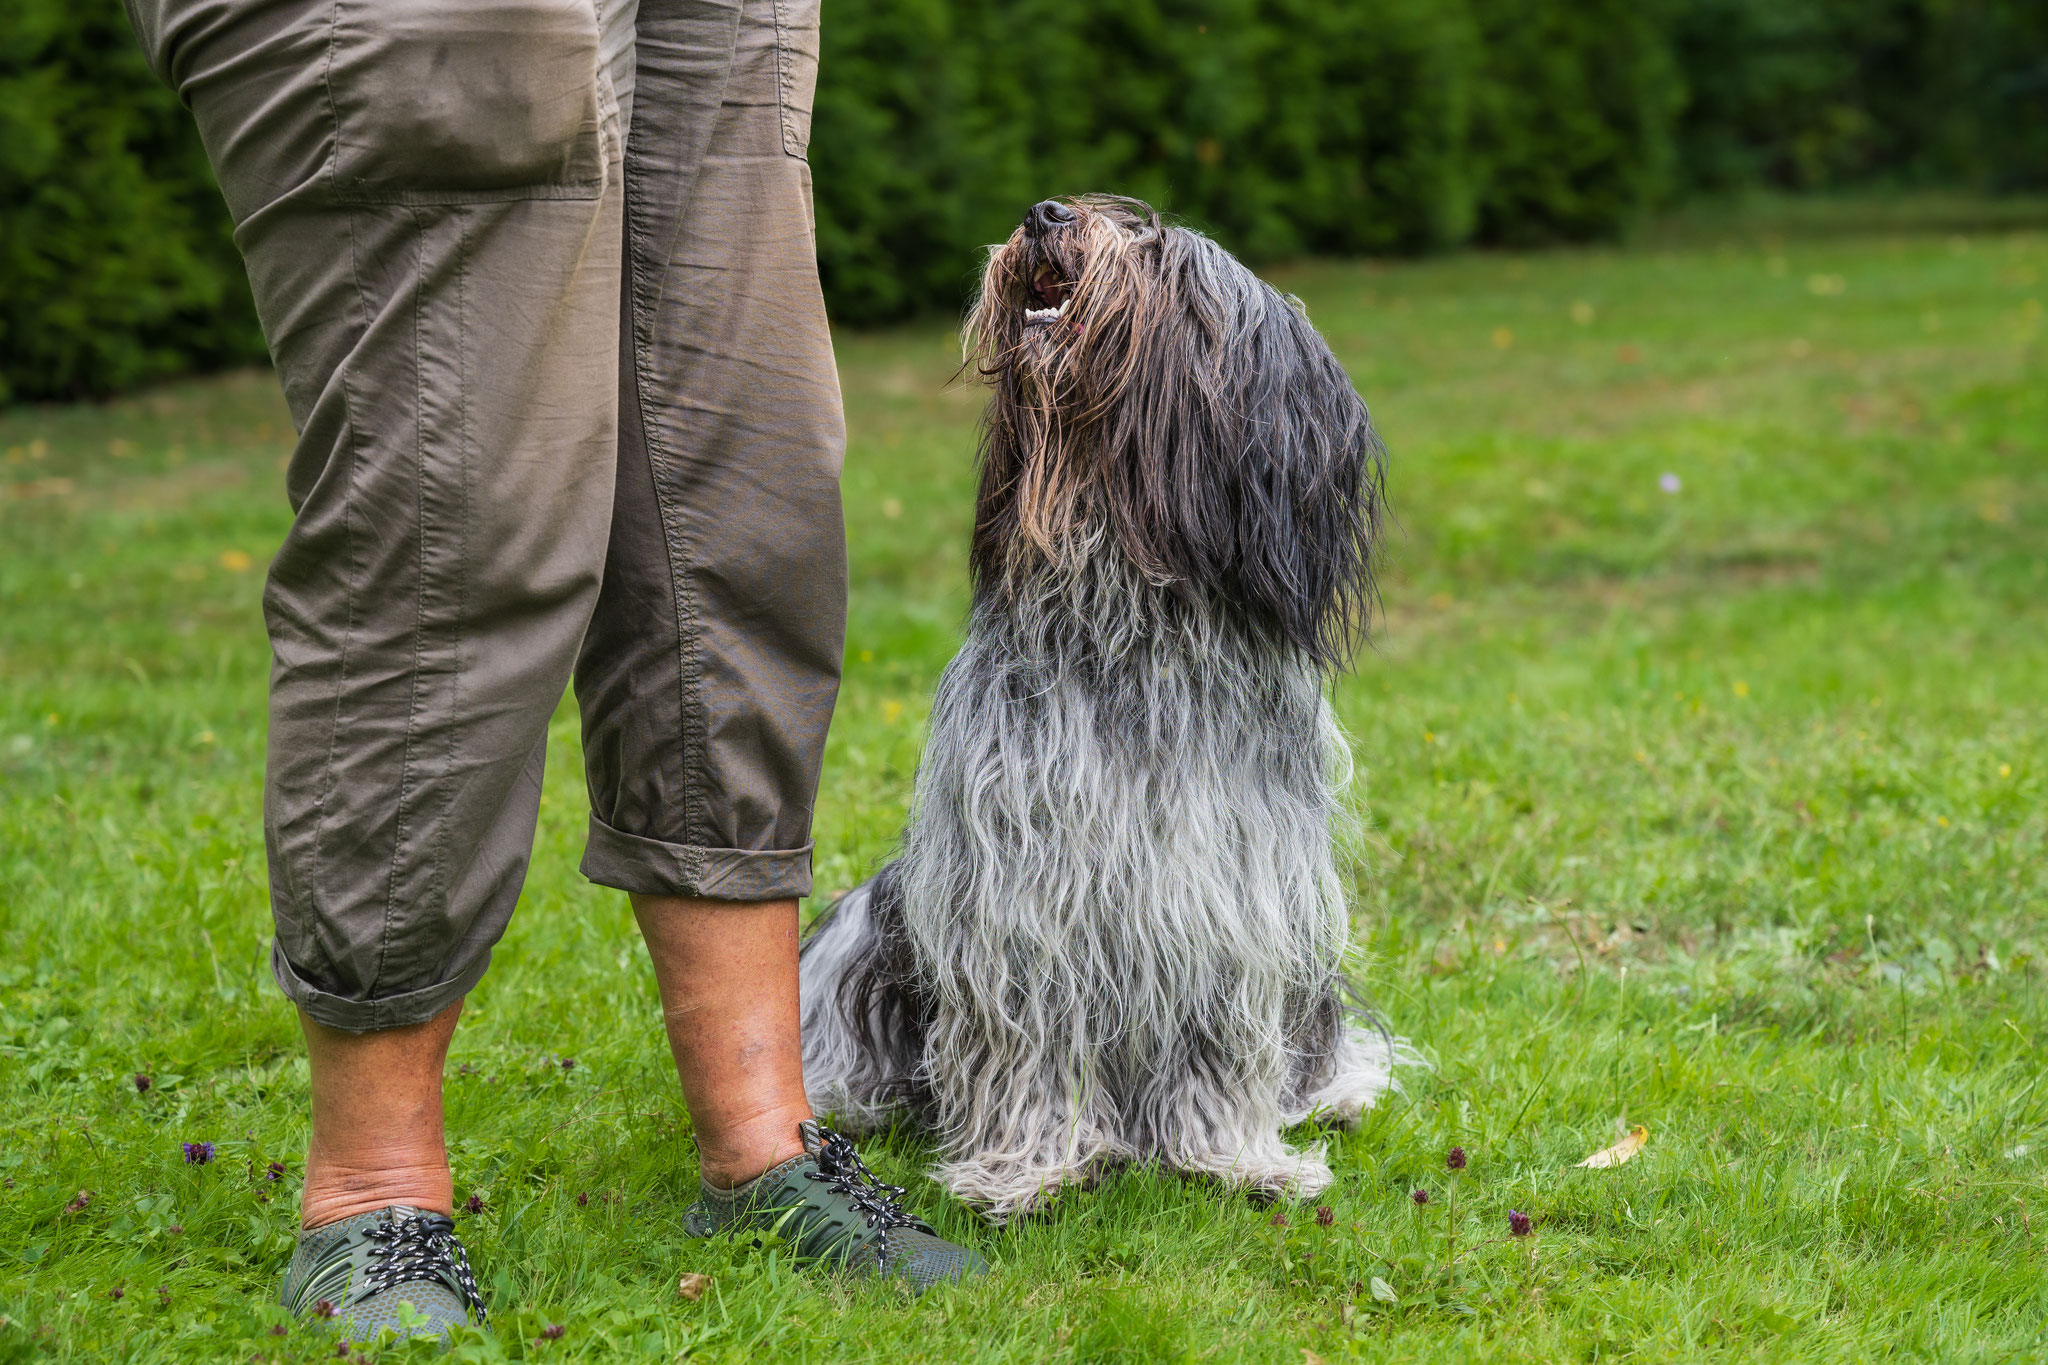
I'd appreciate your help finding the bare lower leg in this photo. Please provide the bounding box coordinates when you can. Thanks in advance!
[299,1002,461,1229]
[633,895,812,1188]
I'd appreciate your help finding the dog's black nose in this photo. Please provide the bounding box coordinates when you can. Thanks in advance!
[1027,199,1076,236]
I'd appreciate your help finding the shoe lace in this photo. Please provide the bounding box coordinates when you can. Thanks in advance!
[805,1125,927,1265]
[360,1211,488,1325]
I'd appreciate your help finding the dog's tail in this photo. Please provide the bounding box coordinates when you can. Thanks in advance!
[1279,973,1424,1128]
[798,866,931,1130]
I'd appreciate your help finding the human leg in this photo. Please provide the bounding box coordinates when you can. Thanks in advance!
[128,0,630,1037]
[574,0,844,1180]
[631,895,809,1187]
[299,1003,463,1227]
[124,0,632,1332]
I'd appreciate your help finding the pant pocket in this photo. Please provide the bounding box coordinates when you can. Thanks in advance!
[327,0,608,203]
[771,0,820,160]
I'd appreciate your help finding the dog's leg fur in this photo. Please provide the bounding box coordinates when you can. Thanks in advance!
[1124,1019,1335,1202]
[918,989,1134,1220]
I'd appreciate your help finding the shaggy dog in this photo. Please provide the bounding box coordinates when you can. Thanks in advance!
[800,195,1406,1221]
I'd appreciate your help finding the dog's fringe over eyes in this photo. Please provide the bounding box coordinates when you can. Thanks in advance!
[962,195,1386,670]
[801,196,1411,1221]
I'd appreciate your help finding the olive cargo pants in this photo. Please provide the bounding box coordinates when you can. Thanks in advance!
[124,0,848,1030]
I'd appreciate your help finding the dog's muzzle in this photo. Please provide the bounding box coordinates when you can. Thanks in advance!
[1022,200,1078,328]
[1027,199,1076,237]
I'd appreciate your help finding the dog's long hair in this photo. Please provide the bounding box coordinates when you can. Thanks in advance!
[801,197,1407,1220]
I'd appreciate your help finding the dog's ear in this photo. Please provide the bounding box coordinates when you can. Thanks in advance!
[1101,233,1384,666]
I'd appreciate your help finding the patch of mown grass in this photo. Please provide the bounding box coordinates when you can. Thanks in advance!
[2,202,2045,1361]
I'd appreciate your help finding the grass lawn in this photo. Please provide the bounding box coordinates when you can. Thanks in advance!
[3,199,2045,1362]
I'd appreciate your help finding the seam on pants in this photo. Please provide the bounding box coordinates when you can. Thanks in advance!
[625,244,705,891]
[435,204,471,978]
[300,0,362,993]
[373,205,434,996]
[625,10,743,886]
[771,0,806,159]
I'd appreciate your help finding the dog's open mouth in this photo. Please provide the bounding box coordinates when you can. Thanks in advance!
[1024,261,1073,326]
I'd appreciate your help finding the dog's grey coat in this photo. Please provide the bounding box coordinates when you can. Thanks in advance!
[800,198,1405,1220]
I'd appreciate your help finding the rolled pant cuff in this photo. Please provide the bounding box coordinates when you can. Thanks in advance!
[581,814,814,901]
[271,939,489,1034]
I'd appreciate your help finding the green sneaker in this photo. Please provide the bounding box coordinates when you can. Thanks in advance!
[684,1121,988,1292]
[280,1204,487,1342]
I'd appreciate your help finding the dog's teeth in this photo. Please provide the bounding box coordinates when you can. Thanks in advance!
[1024,306,1057,323]
[1054,299,1068,316]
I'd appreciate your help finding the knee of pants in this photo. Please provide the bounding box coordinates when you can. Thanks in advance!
[328,0,609,202]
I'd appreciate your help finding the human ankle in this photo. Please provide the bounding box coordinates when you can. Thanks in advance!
[696,1106,812,1189]
[300,1154,454,1229]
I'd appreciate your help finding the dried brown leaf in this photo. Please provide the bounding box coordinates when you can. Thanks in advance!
[1576,1124,1649,1169]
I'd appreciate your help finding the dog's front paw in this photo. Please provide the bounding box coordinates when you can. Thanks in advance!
[933,1153,1114,1224]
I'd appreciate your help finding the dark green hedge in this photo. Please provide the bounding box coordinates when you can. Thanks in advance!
[3,0,2043,399]
[1669,0,2048,193]
[0,4,264,404]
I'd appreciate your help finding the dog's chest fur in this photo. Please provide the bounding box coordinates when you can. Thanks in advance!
[896,552,1351,1066]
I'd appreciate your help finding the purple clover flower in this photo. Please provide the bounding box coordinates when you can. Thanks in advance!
[133,1073,152,1094]
[1446,1146,1467,1171]
[1509,1209,1533,1237]
[1659,472,1682,495]
[266,1161,287,1182]
[182,1141,215,1166]
[1411,1189,1430,1205]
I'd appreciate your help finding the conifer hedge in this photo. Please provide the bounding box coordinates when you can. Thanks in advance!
[3,0,2043,400]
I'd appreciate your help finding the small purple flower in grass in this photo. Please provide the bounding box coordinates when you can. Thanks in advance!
[1659,472,1682,495]
[167,1224,183,1236]
[1269,1211,1289,1228]
[183,1141,215,1165]
[1315,1205,1335,1226]
[464,1193,484,1214]
[134,1073,152,1094]
[541,1324,566,1340]
[269,1324,289,1337]
[1446,1146,1467,1171]
[313,1299,337,1319]
[109,1286,124,1300]
[559,1057,576,1073]
[1509,1209,1533,1237]
[1411,1189,1430,1205]
[266,1161,287,1182]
